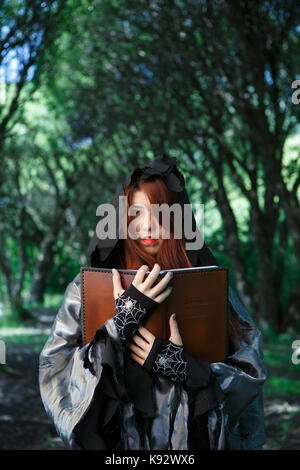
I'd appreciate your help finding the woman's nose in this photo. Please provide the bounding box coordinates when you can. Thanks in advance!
[140,208,151,230]
[140,208,159,235]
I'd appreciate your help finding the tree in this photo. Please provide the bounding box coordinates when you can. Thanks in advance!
[53,0,299,331]
[0,0,70,318]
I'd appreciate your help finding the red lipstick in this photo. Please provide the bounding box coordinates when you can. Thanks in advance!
[140,237,158,245]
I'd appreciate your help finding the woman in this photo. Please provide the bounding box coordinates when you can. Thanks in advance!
[39,154,267,450]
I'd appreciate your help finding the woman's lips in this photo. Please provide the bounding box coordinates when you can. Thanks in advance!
[140,239,158,245]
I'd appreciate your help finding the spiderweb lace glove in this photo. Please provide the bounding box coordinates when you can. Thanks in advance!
[113,283,158,342]
[153,341,187,383]
[143,338,187,383]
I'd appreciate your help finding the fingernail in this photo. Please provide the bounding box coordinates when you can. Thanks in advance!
[112,268,115,275]
[173,313,176,320]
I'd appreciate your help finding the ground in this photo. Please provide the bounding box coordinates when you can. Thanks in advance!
[0,309,299,450]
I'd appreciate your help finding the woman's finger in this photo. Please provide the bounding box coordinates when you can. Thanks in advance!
[132,265,149,288]
[112,268,125,300]
[169,313,183,346]
[152,286,172,304]
[141,263,160,290]
[131,333,149,349]
[137,326,156,344]
[128,342,148,359]
[149,271,173,298]
[130,352,144,366]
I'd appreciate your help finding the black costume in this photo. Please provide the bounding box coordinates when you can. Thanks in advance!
[39,155,267,449]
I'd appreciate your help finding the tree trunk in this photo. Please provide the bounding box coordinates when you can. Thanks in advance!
[28,225,61,304]
[250,206,283,331]
[285,279,300,331]
[8,292,34,322]
[263,147,300,264]
[276,181,300,264]
[0,223,34,322]
[214,177,256,314]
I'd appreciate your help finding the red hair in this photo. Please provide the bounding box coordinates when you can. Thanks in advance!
[116,174,193,271]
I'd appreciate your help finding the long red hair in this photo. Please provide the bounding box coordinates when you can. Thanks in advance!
[114,173,243,348]
[116,174,193,271]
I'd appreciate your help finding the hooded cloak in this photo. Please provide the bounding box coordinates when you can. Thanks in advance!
[39,154,267,450]
[87,154,216,269]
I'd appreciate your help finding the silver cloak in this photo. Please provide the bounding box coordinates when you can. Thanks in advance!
[39,273,267,450]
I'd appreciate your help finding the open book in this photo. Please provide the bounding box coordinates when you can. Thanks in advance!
[80,265,228,362]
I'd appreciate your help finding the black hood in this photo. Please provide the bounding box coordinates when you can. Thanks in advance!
[87,154,218,268]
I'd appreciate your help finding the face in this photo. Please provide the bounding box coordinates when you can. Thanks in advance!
[130,189,164,256]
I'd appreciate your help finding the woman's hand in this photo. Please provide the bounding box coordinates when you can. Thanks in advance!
[112,264,173,343]
[128,326,156,366]
[112,263,173,302]
[129,315,216,391]
[129,314,183,366]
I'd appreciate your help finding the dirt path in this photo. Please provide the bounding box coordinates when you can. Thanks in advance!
[263,395,300,450]
[0,311,65,450]
[0,311,299,450]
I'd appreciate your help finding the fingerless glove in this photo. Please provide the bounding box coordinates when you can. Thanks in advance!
[143,338,187,383]
[113,283,158,342]
[143,337,215,391]
[153,341,187,383]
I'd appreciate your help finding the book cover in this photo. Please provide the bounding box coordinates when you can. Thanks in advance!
[80,265,228,362]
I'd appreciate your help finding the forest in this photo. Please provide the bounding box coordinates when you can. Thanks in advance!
[0,0,299,451]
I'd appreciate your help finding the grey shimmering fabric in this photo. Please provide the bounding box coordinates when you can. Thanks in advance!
[39,275,103,449]
[210,285,268,449]
[150,375,189,450]
[39,273,267,450]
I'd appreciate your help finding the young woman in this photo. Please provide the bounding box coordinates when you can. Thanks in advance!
[39,154,267,450]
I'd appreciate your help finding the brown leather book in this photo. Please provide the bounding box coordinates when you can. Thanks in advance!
[80,265,228,362]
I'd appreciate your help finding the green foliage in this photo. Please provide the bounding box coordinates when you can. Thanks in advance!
[1,332,48,348]
[265,377,300,396]
[263,327,300,396]
[0,0,299,333]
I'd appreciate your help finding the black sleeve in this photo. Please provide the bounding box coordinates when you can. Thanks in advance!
[185,354,225,416]
[113,283,158,342]
[144,338,225,415]
[185,358,225,450]
[183,353,212,390]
